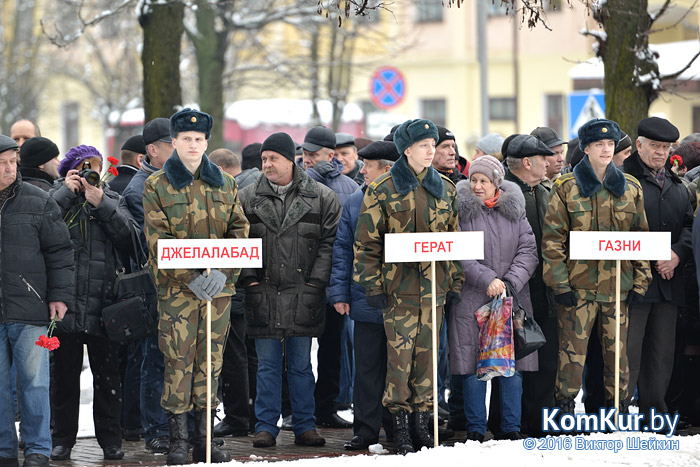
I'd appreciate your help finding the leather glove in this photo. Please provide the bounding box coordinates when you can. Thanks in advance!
[201,269,227,299]
[554,291,577,307]
[366,294,388,310]
[626,290,644,306]
[188,274,212,301]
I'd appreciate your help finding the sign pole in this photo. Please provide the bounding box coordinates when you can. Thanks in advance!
[206,267,212,464]
[431,260,439,446]
[614,260,620,430]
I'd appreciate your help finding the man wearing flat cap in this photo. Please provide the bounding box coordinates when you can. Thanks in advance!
[335,132,364,185]
[328,141,398,450]
[108,135,146,194]
[354,119,464,454]
[503,134,558,436]
[143,108,250,465]
[622,116,693,424]
[543,118,651,417]
[530,127,566,190]
[18,136,61,191]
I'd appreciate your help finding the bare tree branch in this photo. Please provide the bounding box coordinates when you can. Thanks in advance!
[41,0,136,47]
[648,0,699,34]
[660,49,700,81]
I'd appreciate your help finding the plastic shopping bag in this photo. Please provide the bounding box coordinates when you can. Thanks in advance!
[475,294,515,381]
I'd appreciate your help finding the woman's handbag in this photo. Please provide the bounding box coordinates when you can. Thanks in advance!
[102,228,158,343]
[506,281,546,360]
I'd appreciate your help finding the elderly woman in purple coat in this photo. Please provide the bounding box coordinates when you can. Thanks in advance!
[448,155,539,442]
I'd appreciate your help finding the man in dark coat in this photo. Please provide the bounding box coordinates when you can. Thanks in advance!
[301,126,357,429]
[504,134,558,437]
[623,117,693,422]
[433,126,467,185]
[0,135,74,467]
[17,137,60,192]
[119,118,174,455]
[108,135,146,194]
[239,132,341,448]
[328,141,398,450]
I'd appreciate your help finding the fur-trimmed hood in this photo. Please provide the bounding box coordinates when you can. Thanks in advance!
[163,152,224,190]
[456,179,525,223]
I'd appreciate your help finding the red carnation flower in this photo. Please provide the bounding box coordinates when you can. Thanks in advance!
[670,154,683,167]
[107,156,119,165]
[35,318,60,351]
[108,166,119,176]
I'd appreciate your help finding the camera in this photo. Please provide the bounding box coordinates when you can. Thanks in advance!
[78,161,101,186]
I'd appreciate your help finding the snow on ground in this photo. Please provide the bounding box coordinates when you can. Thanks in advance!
[33,347,700,466]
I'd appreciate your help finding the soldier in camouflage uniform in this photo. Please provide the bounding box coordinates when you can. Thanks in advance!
[354,119,464,454]
[143,108,249,465]
[542,119,651,415]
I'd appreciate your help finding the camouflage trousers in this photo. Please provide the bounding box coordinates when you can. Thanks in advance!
[383,304,443,413]
[158,292,231,414]
[556,299,628,402]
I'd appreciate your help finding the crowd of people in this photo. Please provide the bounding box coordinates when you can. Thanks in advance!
[2,109,700,467]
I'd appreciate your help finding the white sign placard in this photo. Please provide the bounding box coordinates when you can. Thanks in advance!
[157,238,263,269]
[569,231,671,261]
[384,232,484,263]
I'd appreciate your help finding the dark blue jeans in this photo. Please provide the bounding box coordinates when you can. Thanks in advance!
[255,337,316,437]
[140,334,168,441]
[463,371,523,435]
[0,323,51,458]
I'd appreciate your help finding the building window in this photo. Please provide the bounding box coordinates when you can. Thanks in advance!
[546,94,564,137]
[62,101,80,150]
[489,97,516,121]
[421,98,446,127]
[416,0,443,23]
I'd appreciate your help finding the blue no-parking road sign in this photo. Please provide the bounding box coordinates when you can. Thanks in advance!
[370,66,406,109]
[568,91,605,140]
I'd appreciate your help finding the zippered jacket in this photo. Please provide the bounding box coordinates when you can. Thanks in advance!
[1,174,75,326]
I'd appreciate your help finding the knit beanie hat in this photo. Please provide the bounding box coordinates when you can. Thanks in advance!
[393,119,439,156]
[261,132,295,162]
[469,155,505,187]
[241,142,262,170]
[58,145,103,178]
[476,133,505,156]
[615,131,632,154]
[19,137,59,168]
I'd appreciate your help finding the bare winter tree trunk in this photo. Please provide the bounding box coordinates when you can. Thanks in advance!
[140,2,185,122]
[189,0,230,151]
[598,0,656,141]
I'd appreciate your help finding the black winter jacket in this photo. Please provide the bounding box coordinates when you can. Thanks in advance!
[0,175,75,326]
[50,182,136,335]
[238,166,341,339]
[623,152,693,305]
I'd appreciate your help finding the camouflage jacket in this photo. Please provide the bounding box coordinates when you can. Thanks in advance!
[354,155,464,308]
[542,156,651,303]
[143,153,249,297]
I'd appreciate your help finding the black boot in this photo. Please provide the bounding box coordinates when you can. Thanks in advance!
[411,411,434,449]
[166,412,189,465]
[555,397,576,414]
[391,410,414,455]
[192,410,230,463]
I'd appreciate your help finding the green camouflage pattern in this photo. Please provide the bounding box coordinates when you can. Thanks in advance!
[556,300,629,401]
[143,170,249,296]
[542,172,651,303]
[158,292,231,413]
[353,172,464,307]
[383,305,443,413]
